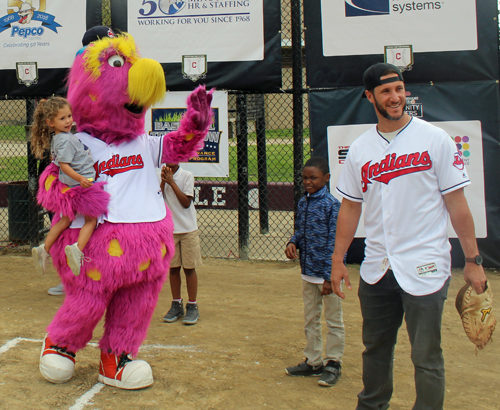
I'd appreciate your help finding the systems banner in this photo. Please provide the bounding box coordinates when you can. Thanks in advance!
[0,0,101,96]
[111,0,281,91]
[304,0,498,88]
[145,90,229,177]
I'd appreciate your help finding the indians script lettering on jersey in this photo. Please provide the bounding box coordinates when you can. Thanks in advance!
[361,151,432,192]
[94,154,144,178]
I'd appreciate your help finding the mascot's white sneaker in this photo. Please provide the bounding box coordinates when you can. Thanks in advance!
[39,334,76,383]
[98,351,153,390]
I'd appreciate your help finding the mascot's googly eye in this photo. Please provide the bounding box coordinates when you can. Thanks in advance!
[108,55,125,68]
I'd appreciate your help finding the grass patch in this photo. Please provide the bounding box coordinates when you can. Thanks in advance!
[0,125,26,142]
[0,156,27,181]
[246,128,310,142]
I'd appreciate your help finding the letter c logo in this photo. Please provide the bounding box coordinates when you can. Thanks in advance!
[192,62,197,68]
[396,53,401,60]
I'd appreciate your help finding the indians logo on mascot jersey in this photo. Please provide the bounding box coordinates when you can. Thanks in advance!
[36,32,213,390]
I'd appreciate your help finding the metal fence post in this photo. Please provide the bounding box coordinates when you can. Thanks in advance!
[25,99,41,247]
[291,0,304,219]
[255,94,269,234]
[236,94,249,259]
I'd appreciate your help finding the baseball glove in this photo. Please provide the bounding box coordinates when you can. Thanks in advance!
[455,281,496,350]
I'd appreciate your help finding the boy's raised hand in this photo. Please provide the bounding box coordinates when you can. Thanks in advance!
[161,165,174,186]
[285,243,298,259]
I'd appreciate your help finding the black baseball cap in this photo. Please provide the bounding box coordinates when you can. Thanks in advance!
[362,63,404,97]
[82,26,115,46]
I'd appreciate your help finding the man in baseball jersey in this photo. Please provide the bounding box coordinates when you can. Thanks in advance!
[330,63,487,410]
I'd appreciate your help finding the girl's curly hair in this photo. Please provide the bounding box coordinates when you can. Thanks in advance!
[31,97,71,159]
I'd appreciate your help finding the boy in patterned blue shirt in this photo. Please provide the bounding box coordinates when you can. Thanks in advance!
[285,156,344,387]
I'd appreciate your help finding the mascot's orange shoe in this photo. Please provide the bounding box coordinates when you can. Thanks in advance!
[39,334,76,383]
[98,351,153,390]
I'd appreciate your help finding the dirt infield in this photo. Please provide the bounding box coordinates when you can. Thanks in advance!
[0,255,498,410]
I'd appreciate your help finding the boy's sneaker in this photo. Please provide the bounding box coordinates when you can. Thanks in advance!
[318,360,342,387]
[183,303,199,325]
[285,360,324,376]
[48,283,65,296]
[65,243,88,276]
[163,300,184,323]
[32,244,50,274]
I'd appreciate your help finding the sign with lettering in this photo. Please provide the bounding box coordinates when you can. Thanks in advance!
[128,0,264,63]
[111,0,281,90]
[145,90,229,177]
[0,0,86,70]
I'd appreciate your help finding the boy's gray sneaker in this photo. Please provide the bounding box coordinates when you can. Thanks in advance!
[286,360,324,376]
[182,303,199,325]
[163,300,184,323]
[318,360,342,387]
[48,283,65,296]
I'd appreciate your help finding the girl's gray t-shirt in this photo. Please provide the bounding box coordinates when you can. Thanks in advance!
[50,132,95,186]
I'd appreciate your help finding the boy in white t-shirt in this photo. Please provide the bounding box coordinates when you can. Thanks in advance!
[160,162,202,325]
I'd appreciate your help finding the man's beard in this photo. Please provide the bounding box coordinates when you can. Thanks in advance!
[374,96,405,121]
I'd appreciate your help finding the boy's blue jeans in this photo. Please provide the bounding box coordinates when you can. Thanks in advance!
[357,269,450,410]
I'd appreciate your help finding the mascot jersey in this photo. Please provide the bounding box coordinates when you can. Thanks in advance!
[77,132,165,223]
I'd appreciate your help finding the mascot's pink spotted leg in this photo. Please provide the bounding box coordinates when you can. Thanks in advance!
[40,215,175,389]
[95,279,165,390]
[99,278,164,357]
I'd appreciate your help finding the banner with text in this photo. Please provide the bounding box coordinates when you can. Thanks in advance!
[304,0,498,88]
[0,0,101,96]
[308,81,500,265]
[111,0,281,91]
[145,90,229,177]
[327,121,487,239]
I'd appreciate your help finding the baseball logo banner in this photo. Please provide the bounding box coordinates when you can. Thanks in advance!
[326,120,487,238]
[127,0,264,63]
[145,90,229,177]
[0,0,86,70]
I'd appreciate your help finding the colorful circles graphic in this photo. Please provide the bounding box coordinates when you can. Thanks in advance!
[454,136,470,159]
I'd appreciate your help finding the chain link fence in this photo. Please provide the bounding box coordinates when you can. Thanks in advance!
[0,1,310,260]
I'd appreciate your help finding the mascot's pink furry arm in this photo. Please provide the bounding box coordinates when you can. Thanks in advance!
[37,33,213,390]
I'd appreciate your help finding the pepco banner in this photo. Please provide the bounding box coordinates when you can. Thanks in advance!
[0,0,86,70]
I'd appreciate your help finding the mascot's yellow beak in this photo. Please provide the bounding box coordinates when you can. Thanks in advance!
[128,58,166,108]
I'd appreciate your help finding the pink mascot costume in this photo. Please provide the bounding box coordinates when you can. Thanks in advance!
[36,33,213,389]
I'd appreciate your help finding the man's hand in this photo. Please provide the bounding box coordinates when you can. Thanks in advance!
[331,259,351,299]
[321,280,333,296]
[464,263,487,294]
[285,243,298,259]
[443,189,487,294]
